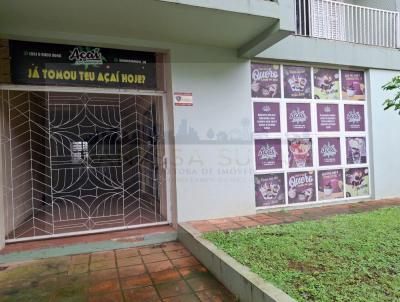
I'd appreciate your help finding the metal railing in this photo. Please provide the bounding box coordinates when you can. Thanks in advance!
[295,0,400,48]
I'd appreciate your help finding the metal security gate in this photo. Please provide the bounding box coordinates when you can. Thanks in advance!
[0,88,169,241]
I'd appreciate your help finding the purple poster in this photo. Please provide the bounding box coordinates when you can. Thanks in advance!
[288,138,313,168]
[317,104,340,132]
[341,70,366,100]
[318,137,341,166]
[254,139,282,170]
[283,65,312,99]
[287,171,316,204]
[344,104,365,132]
[251,63,281,98]
[345,168,370,197]
[318,169,344,201]
[286,103,312,132]
[346,137,367,164]
[255,173,286,207]
[314,68,340,100]
[253,102,281,133]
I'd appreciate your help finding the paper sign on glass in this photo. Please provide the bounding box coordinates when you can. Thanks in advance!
[287,171,316,203]
[286,103,312,132]
[318,169,344,201]
[254,139,282,170]
[251,63,281,98]
[255,173,286,207]
[253,102,281,133]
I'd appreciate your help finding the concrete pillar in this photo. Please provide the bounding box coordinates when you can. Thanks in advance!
[0,91,5,250]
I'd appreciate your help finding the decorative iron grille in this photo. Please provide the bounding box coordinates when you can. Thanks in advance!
[0,91,167,240]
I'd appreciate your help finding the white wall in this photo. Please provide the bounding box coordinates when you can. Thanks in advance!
[368,69,400,199]
[170,46,255,221]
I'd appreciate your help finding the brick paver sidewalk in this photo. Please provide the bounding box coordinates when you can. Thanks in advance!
[0,242,236,302]
[188,198,400,233]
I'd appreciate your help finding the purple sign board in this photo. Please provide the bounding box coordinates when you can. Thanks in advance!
[318,137,341,166]
[345,168,369,197]
[283,65,312,99]
[344,104,365,132]
[287,171,316,203]
[317,104,340,132]
[254,139,282,170]
[251,63,281,98]
[255,173,286,207]
[318,169,344,201]
[314,68,340,100]
[286,103,312,132]
[288,138,313,168]
[341,70,366,100]
[346,137,367,164]
[253,102,281,133]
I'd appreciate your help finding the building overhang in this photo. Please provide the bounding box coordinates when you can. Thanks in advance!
[0,0,295,57]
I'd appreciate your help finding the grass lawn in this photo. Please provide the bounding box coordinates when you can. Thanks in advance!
[204,207,400,302]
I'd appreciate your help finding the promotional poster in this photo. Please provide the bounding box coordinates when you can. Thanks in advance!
[314,68,340,99]
[283,65,312,99]
[288,138,313,168]
[251,63,281,98]
[318,169,344,200]
[317,104,340,132]
[254,139,282,170]
[318,137,341,166]
[346,137,367,164]
[286,103,312,132]
[341,70,366,100]
[253,102,281,133]
[255,173,286,207]
[345,168,369,197]
[344,104,366,131]
[287,171,316,203]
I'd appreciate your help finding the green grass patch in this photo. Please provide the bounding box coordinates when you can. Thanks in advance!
[204,207,400,302]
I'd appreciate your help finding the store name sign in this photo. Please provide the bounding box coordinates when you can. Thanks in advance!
[10,40,157,89]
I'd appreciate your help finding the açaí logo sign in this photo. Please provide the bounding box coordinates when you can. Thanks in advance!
[321,142,337,159]
[258,144,277,161]
[288,173,313,188]
[252,67,279,81]
[289,107,307,124]
[262,105,271,112]
[69,47,103,66]
[346,109,361,124]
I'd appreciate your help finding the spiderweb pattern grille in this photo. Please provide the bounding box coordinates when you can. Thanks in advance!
[1,91,166,240]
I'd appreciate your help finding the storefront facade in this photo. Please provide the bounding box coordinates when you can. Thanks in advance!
[0,0,400,248]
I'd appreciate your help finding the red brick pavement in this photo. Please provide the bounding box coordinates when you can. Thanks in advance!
[188,198,400,233]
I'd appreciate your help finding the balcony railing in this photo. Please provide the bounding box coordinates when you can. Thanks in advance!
[295,0,400,48]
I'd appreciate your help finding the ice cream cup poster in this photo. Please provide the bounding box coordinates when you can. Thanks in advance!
[318,169,344,201]
[344,104,365,132]
[341,70,366,100]
[253,102,281,133]
[254,139,282,170]
[345,168,369,197]
[317,104,340,132]
[283,65,312,99]
[286,103,312,132]
[254,174,285,207]
[288,138,313,168]
[287,171,316,204]
[314,68,340,100]
[346,137,367,164]
[251,63,281,98]
[318,137,341,166]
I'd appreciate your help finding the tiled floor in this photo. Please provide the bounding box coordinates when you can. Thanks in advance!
[188,198,400,233]
[1,225,176,255]
[0,242,237,302]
